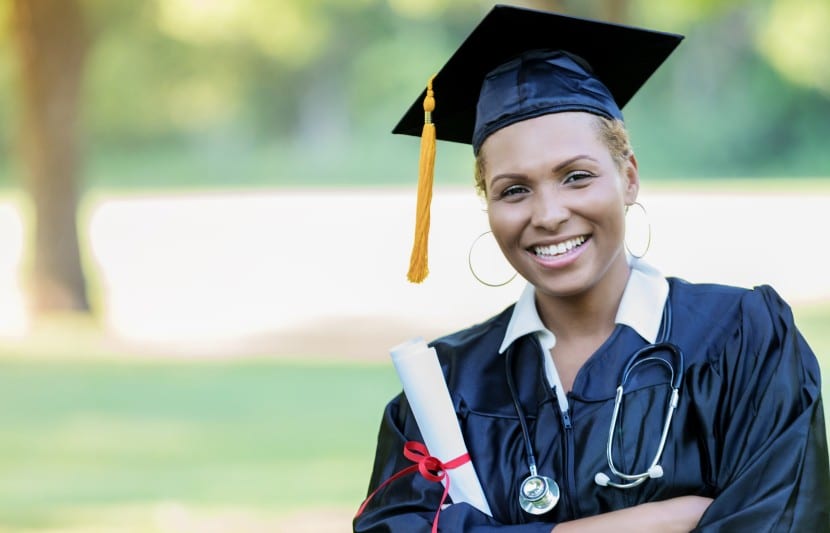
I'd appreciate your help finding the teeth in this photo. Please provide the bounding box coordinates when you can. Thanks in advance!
[534,236,586,257]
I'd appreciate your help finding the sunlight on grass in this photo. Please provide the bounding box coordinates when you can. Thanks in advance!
[4,184,830,350]
[76,186,830,350]
[0,198,28,337]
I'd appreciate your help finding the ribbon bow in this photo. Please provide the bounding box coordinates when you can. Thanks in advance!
[355,441,471,532]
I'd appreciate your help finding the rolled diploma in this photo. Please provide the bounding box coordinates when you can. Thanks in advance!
[390,338,493,516]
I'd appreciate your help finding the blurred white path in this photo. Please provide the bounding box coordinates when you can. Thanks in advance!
[0,187,828,354]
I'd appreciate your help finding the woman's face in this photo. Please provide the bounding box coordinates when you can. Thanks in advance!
[480,112,639,301]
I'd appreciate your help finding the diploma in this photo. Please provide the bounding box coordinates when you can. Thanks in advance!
[390,338,493,516]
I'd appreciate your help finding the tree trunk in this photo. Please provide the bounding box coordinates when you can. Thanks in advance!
[11,0,90,312]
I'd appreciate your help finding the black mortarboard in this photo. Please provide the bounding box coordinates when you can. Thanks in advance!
[398,5,684,283]
[394,4,683,150]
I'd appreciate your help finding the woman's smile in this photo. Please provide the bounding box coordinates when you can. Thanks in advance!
[529,235,591,268]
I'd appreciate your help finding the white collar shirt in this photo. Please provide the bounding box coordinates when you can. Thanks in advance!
[497,257,669,411]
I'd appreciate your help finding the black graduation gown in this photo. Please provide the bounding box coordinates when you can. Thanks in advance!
[354,279,830,532]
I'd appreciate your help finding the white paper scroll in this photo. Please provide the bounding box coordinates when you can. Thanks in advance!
[390,338,493,516]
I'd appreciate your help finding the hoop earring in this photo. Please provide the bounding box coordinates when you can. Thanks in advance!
[468,231,517,287]
[624,201,651,259]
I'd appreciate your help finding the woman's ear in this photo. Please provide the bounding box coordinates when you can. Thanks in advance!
[623,153,640,205]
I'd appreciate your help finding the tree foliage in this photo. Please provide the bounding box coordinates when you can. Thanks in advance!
[756,0,830,95]
[1,0,828,186]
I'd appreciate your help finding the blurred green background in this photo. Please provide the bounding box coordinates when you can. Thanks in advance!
[2,0,830,191]
[0,0,828,531]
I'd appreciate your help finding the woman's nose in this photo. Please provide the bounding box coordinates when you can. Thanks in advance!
[530,191,570,230]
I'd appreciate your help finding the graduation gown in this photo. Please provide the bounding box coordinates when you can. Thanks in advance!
[354,279,830,532]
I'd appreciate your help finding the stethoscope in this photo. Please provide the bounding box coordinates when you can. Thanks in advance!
[506,301,685,515]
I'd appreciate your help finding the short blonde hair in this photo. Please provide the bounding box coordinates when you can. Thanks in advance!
[473,115,633,197]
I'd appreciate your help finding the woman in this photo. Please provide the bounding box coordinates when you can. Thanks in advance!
[354,6,830,532]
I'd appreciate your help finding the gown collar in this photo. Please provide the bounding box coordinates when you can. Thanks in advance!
[498,257,670,355]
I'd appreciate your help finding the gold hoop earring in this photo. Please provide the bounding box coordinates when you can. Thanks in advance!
[468,231,517,287]
[624,201,651,259]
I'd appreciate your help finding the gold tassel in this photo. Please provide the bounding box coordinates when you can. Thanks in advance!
[407,75,436,283]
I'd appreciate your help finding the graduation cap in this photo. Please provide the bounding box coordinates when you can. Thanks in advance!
[397,4,684,283]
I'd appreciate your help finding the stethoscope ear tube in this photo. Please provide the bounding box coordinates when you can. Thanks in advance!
[594,303,685,489]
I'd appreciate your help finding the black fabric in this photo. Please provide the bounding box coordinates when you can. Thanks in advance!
[353,279,830,532]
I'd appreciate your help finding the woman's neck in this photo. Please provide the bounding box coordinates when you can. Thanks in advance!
[535,254,631,342]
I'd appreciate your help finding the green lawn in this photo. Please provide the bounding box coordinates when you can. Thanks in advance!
[0,301,826,532]
[0,355,401,531]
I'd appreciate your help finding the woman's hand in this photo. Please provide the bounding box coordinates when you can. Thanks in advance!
[551,496,713,533]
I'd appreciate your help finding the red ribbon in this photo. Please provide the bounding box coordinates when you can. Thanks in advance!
[355,441,471,533]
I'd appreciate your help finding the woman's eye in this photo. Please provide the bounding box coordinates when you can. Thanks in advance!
[563,171,593,184]
[500,185,529,197]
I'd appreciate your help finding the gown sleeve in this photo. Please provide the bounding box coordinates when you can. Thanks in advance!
[694,285,830,531]
[353,394,555,532]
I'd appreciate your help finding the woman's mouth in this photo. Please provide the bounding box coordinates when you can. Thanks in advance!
[532,235,588,258]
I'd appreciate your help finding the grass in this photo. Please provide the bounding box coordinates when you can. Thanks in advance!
[0,352,401,531]
[0,301,827,531]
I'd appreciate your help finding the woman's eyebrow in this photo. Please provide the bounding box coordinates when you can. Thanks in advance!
[489,173,526,187]
[489,155,601,185]
[553,154,599,172]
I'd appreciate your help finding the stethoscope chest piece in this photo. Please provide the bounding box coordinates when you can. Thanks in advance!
[518,474,559,515]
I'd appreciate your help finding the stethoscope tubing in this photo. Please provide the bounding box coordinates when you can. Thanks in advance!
[505,345,542,478]
[602,346,683,488]
[507,296,687,511]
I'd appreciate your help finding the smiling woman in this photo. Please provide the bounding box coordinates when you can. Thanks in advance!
[354,5,830,533]
[481,113,637,317]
